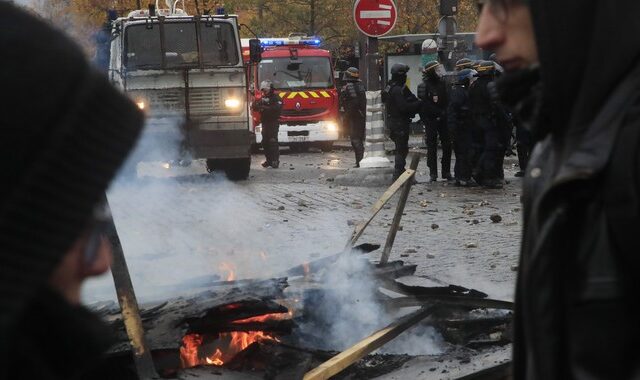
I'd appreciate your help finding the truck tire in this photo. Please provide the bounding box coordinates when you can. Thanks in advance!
[290,143,310,153]
[223,157,251,181]
[205,159,217,173]
[319,141,334,152]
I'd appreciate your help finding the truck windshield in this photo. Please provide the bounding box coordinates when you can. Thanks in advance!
[258,57,333,90]
[125,21,239,70]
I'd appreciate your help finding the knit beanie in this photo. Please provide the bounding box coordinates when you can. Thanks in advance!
[0,3,143,340]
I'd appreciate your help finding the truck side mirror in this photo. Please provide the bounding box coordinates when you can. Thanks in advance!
[249,39,262,64]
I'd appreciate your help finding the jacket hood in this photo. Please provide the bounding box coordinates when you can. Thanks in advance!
[529,0,640,137]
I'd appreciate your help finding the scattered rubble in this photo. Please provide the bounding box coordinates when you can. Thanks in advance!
[490,214,503,223]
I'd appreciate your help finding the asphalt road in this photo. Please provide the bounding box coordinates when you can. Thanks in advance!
[84,145,522,304]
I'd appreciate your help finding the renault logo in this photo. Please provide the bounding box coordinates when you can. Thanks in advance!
[295,102,301,110]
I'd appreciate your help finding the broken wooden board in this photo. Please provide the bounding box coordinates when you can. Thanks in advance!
[283,243,380,277]
[384,295,514,311]
[101,277,290,353]
[347,169,417,248]
[303,307,435,380]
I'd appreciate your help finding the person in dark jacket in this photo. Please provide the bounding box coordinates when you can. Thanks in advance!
[340,67,367,167]
[477,0,640,379]
[469,61,504,188]
[418,61,452,182]
[253,80,283,168]
[0,3,144,379]
[514,119,532,177]
[448,69,477,187]
[383,63,422,180]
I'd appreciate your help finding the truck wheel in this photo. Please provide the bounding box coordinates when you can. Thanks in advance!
[224,158,251,181]
[205,159,217,173]
[290,143,310,153]
[319,141,334,152]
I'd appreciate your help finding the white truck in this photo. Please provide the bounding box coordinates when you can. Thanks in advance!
[108,2,256,179]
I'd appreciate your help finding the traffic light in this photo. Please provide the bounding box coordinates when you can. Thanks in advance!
[440,0,459,16]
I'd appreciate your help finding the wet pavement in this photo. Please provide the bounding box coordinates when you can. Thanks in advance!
[86,143,522,303]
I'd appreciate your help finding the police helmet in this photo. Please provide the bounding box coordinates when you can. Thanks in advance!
[422,60,440,73]
[455,58,474,71]
[260,80,273,91]
[476,60,496,76]
[345,67,360,80]
[390,63,410,76]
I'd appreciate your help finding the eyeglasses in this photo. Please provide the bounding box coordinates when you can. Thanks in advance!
[83,202,112,268]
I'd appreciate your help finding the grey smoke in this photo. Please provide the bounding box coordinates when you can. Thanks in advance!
[82,115,442,357]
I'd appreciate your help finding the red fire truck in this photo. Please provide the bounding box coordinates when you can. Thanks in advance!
[241,37,339,152]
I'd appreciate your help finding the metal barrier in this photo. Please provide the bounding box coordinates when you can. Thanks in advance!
[359,91,392,168]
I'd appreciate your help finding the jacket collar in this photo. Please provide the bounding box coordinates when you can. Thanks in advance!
[551,60,640,186]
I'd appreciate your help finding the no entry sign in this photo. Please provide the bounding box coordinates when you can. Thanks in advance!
[353,0,398,37]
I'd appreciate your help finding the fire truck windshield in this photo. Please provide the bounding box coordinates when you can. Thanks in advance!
[124,21,239,70]
[258,57,332,90]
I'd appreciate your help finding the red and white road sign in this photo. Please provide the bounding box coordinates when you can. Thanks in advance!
[353,0,398,37]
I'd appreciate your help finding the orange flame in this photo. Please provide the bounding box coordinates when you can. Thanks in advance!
[233,311,293,324]
[219,262,236,281]
[180,331,278,368]
[179,310,293,368]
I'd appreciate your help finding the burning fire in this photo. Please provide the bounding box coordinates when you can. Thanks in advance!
[219,262,236,281]
[179,312,291,368]
[233,310,293,324]
[180,331,279,368]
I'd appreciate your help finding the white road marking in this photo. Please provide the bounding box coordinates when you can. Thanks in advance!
[359,10,391,18]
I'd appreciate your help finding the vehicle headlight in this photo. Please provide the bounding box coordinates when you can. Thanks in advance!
[136,99,147,111]
[325,121,338,132]
[224,98,242,109]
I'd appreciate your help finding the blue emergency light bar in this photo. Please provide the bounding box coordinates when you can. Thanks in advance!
[260,38,321,47]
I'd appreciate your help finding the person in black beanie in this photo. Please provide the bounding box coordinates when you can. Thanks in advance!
[0,3,144,379]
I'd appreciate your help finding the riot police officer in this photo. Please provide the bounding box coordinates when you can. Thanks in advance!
[252,80,283,168]
[418,61,452,182]
[340,67,367,167]
[448,68,477,186]
[383,63,422,180]
[469,61,503,188]
[455,58,474,71]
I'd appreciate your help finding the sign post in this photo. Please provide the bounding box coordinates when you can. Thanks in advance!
[353,0,397,91]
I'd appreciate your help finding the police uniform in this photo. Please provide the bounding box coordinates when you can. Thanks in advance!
[383,64,421,180]
[340,70,367,167]
[418,63,452,181]
[447,69,475,185]
[469,64,503,188]
[253,89,283,168]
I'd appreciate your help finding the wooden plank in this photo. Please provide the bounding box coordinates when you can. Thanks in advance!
[303,307,434,380]
[380,153,421,264]
[385,295,514,310]
[104,197,160,379]
[346,169,416,248]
